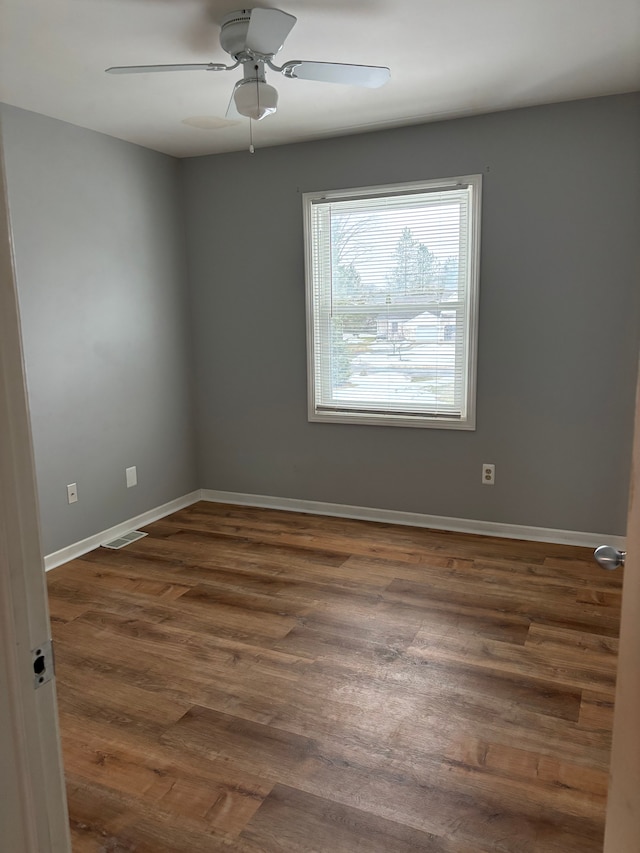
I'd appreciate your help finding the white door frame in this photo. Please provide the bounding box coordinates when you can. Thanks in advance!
[604,353,640,852]
[0,128,71,852]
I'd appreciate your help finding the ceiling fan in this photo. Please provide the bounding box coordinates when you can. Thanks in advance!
[106,7,390,121]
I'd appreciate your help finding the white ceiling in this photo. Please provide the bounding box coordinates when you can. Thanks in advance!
[1,0,639,158]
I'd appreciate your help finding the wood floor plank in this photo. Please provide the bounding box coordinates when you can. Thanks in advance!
[385,576,621,637]
[158,696,608,848]
[175,503,593,562]
[446,736,609,797]
[576,588,623,608]
[407,626,618,694]
[59,709,274,807]
[579,689,616,732]
[63,609,314,693]
[241,784,483,853]
[161,705,321,784]
[63,736,268,837]
[295,740,605,853]
[50,562,193,600]
[55,664,191,730]
[51,575,302,645]
[125,524,353,572]
[66,774,263,853]
[345,553,617,595]
[48,501,622,852]
[163,504,557,565]
[525,623,619,689]
[53,614,311,727]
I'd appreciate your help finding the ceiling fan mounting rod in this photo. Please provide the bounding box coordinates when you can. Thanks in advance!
[236,50,273,65]
[267,59,302,77]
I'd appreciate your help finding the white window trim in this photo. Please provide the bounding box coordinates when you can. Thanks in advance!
[303,174,482,430]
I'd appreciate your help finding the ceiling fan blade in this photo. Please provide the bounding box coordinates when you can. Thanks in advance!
[246,8,297,56]
[282,61,390,88]
[225,86,242,120]
[105,63,227,74]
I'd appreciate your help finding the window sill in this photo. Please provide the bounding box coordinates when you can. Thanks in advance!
[308,409,476,430]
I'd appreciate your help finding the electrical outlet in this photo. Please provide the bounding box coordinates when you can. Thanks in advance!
[67,483,78,504]
[126,466,137,488]
[482,463,495,485]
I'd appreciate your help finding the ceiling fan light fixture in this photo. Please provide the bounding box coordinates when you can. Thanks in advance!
[233,80,278,120]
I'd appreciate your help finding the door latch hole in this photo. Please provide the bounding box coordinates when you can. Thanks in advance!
[31,640,54,688]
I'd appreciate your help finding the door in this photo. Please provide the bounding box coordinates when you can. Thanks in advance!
[604,355,640,852]
[0,128,71,851]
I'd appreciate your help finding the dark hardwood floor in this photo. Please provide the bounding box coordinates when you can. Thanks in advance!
[47,501,622,852]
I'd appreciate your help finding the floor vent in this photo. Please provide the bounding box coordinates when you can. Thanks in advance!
[102,530,148,550]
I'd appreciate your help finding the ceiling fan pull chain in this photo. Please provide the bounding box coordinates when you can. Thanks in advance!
[248,68,261,153]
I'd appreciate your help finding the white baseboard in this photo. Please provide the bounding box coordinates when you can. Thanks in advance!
[45,487,625,571]
[201,489,626,550]
[44,490,202,571]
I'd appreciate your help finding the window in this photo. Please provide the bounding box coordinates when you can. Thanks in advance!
[303,175,481,429]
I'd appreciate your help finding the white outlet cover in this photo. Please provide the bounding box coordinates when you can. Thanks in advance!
[126,466,137,488]
[482,463,495,484]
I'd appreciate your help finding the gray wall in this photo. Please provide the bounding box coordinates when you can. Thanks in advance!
[182,93,640,535]
[1,105,198,554]
[2,94,638,550]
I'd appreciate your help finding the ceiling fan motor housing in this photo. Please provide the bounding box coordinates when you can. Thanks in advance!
[220,10,257,60]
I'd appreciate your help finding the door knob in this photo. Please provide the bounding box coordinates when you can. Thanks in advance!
[593,544,626,571]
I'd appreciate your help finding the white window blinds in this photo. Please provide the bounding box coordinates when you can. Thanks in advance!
[304,176,481,429]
